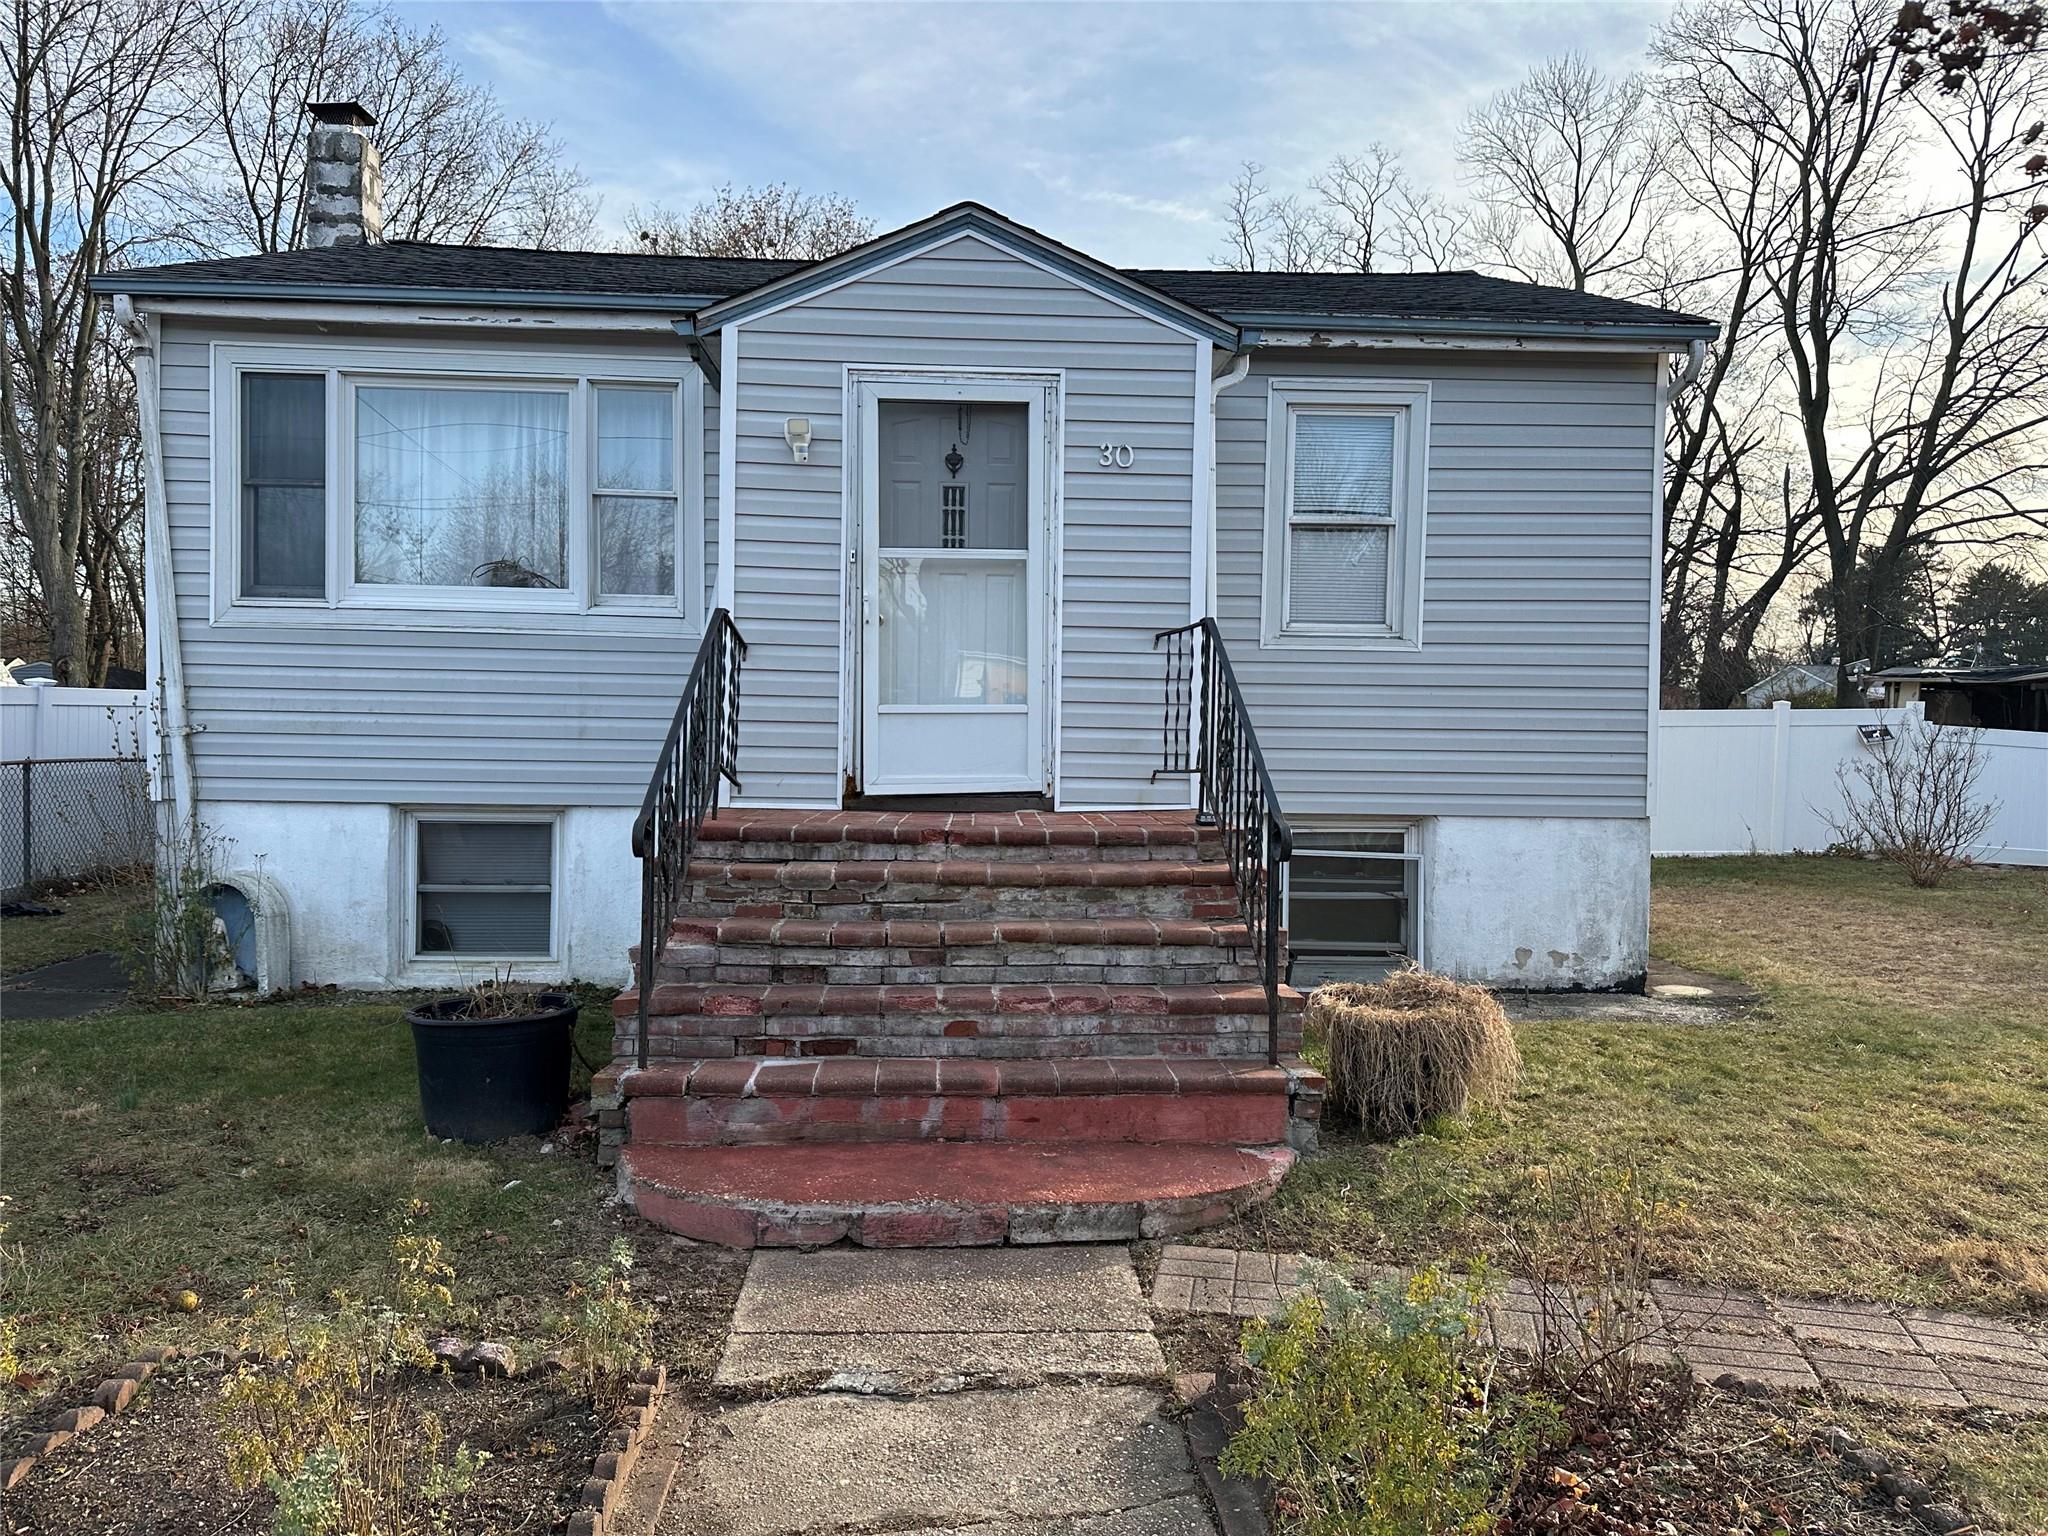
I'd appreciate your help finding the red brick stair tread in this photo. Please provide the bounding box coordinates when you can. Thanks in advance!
[688,858,1235,887]
[673,914,1247,946]
[621,1055,1304,1099]
[698,810,1212,849]
[625,1140,1288,1210]
[618,981,1302,1018]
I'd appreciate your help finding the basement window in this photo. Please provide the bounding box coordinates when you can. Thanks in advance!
[1285,826,1422,985]
[411,816,556,960]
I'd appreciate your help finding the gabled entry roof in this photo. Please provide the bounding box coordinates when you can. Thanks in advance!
[93,200,1718,343]
[687,202,1242,347]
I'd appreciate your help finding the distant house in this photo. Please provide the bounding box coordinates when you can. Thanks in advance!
[2,660,55,686]
[1741,662,1837,708]
[1872,664,2048,732]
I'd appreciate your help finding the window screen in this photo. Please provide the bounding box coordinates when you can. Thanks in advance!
[1285,410,1399,631]
[241,373,326,598]
[414,820,553,957]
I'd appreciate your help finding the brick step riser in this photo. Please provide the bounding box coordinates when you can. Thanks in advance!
[694,838,1216,866]
[685,886,1237,921]
[661,960,1264,988]
[618,1016,1299,1061]
[628,1092,1289,1148]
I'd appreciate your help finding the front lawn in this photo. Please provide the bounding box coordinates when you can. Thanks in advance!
[0,990,744,1426]
[0,877,149,977]
[1242,856,2048,1312]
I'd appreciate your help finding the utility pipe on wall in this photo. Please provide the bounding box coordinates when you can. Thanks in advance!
[114,294,197,831]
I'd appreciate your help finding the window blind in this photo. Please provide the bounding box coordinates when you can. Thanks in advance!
[1292,413,1395,519]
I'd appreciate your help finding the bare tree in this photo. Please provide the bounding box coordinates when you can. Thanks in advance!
[627,182,872,261]
[1666,0,2048,703]
[1213,160,1344,272]
[185,0,595,255]
[3,0,210,684]
[1461,53,1668,293]
[1315,145,1407,272]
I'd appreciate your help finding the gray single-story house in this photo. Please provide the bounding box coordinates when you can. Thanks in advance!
[92,105,1718,1241]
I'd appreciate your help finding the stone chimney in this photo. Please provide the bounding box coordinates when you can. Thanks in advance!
[304,101,383,248]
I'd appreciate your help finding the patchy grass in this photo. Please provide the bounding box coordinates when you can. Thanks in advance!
[1238,857,2048,1312]
[0,988,692,1409]
[0,877,148,976]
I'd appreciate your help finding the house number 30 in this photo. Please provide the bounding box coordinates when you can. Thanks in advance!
[1098,443,1137,468]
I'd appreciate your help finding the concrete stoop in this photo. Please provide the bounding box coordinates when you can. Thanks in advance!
[659,1246,1221,1536]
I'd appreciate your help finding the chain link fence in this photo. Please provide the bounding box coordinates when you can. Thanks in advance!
[1,757,154,895]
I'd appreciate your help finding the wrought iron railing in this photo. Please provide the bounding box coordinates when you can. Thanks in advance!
[1154,617,1294,1066]
[632,609,746,1068]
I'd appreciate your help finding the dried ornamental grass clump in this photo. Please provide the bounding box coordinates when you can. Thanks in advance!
[1310,966,1521,1139]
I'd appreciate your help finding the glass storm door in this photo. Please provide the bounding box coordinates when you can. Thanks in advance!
[860,396,1043,794]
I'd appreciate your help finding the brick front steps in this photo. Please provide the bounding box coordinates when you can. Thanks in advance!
[618,1141,1296,1249]
[609,1056,1320,1148]
[614,809,1309,1249]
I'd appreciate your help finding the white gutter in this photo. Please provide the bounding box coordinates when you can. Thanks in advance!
[114,295,197,830]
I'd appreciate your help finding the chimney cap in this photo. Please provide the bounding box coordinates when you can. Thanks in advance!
[306,100,377,128]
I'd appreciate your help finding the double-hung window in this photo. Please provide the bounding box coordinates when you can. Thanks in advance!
[220,346,700,623]
[1263,379,1429,647]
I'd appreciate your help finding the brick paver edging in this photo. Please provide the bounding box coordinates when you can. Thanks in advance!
[1151,1247,2048,1415]
[1,1345,178,1490]
[568,1365,667,1536]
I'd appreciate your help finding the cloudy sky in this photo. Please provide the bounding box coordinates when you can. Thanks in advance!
[400,0,1672,266]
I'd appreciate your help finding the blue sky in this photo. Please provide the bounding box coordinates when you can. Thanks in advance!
[403,1,1672,266]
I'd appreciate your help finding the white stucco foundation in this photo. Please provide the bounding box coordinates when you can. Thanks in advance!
[193,800,639,990]
[1421,816,1649,990]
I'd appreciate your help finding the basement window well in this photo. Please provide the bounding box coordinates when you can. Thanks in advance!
[1285,826,1422,985]
[410,816,556,960]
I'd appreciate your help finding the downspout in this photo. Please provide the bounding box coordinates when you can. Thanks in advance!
[1673,337,1706,390]
[114,294,197,832]
[1204,338,1256,619]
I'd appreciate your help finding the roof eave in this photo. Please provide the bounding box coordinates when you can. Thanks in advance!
[87,275,726,312]
[1223,310,1719,345]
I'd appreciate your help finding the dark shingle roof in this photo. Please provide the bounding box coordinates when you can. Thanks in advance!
[1128,268,1713,332]
[100,241,806,302]
[98,239,1715,335]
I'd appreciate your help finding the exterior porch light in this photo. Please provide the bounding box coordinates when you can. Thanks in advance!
[784,417,813,463]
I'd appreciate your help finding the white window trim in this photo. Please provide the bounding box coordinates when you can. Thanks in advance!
[1283,822,1426,969]
[402,809,562,974]
[1260,377,1429,650]
[209,339,703,636]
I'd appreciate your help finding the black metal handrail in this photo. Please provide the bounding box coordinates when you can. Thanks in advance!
[1154,617,1294,1066]
[632,609,746,1069]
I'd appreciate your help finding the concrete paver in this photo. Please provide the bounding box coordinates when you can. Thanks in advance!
[671,1385,1203,1536]
[0,950,128,1019]
[1150,1245,2047,1415]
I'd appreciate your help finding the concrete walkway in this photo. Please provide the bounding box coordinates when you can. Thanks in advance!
[667,1246,1217,1535]
[0,950,128,1020]
[1154,1245,2048,1414]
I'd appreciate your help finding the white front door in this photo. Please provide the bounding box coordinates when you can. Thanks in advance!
[855,380,1051,795]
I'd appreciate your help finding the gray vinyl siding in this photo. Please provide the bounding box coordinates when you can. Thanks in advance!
[729,232,1197,807]
[159,318,704,806]
[1218,351,1657,819]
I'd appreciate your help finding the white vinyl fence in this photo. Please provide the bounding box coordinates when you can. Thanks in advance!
[1653,703,2048,867]
[1,686,152,893]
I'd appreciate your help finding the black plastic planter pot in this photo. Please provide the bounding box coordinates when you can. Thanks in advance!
[406,994,577,1143]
